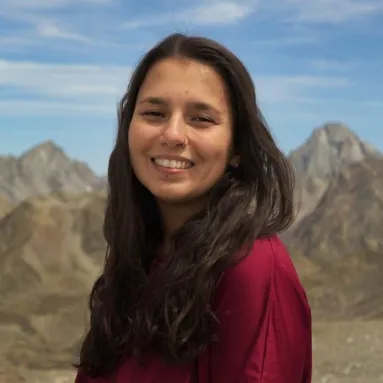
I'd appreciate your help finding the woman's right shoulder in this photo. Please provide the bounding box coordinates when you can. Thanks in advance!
[214,235,298,302]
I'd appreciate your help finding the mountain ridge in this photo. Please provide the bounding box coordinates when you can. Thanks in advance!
[286,155,383,258]
[288,122,381,224]
[0,121,382,382]
[0,140,105,207]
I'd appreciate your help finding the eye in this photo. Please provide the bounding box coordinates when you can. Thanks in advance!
[192,115,214,124]
[141,110,165,118]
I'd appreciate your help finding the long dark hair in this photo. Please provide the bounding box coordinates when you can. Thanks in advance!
[76,33,295,377]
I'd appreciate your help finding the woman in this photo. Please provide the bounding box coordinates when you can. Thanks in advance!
[75,33,312,382]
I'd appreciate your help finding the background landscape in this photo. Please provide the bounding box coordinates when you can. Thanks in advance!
[1,0,383,382]
[0,122,382,383]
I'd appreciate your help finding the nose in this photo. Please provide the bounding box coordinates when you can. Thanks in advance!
[160,113,187,148]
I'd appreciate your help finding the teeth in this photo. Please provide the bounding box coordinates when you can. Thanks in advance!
[154,158,192,169]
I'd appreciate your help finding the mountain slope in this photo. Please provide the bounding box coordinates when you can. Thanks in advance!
[288,156,383,258]
[0,194,12,217]
[0,141,103,205]
[286,156,383,320]
[0,190,106,297]
[0,190,107,377]
[0,123,382,381]
[288,122,381,223]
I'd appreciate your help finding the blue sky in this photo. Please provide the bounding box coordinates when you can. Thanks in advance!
[0,0,382,175]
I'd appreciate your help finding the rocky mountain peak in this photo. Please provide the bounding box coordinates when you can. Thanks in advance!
[316,122,356,140]
[23,140,62,155]
[19,140,72,168]
[0,141,103,206]
[287,156,383,258]
[288,122,381,224]
[290,122,380,180]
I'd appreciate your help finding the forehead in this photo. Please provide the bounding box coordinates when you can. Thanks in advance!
[137,58,230,110]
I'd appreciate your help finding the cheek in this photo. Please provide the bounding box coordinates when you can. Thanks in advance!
[127,127,134,153]
[127,120,136,148]
[200,145,232,180]
[127,124,144,173]
[207,133,233,165]
[128,122,149,154]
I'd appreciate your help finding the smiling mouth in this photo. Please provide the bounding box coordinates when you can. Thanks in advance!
[151,157,194,169]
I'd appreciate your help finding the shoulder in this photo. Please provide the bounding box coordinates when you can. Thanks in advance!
[214,235,307,306]
[207,236,312,382]
[218,234,299,287]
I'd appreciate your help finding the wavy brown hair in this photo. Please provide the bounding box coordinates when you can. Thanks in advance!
[76,33,295,378]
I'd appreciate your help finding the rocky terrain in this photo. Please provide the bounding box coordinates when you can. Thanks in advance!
[0,141,105,206]
[0,194,12,217]
[0,190,106,383]
[0,122,382,383]
[288,122,381,225]
[287,156,383,259]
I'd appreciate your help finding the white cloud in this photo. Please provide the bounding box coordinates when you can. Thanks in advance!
[124,0,258,28]
[36,22,91,42]
[0,0,110,10]
[272,0,383,24]
[0,100,113,116]
[0,0,111,44]
[253,35,319,46]
[311,59,354,71]
[0,58,129,118]
[187,1,258,24]
[0,58,351,116]
[122,0,382,31]
[0,60,131,106]
[254,75,350,103]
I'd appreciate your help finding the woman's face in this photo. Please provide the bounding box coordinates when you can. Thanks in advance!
[128,57,237,207]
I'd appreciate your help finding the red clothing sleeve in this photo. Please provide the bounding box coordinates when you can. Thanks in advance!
[207,236,312,383]
[74,236,312,383]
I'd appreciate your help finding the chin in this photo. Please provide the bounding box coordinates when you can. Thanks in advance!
[154,192,195,205]
[150,186,205,206]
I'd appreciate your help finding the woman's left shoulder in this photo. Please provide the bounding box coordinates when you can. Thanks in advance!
[216,235,303,298]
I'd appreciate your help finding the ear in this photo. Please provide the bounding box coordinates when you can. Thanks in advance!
[229,155,240,168]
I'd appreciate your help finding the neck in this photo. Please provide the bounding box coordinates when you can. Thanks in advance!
[157,199,207,251]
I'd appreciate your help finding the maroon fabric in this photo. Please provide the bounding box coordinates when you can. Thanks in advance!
[75,235,312,383]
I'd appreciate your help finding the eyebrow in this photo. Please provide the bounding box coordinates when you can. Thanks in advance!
[138,96,221,115]
[138,96,167,106]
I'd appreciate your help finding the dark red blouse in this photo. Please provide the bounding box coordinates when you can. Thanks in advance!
[75,235,312,382]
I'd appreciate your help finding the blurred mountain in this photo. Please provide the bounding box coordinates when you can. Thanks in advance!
[0,194,12,217]
[288,122,381,224]
[284,125,383,320]
[0,190,106,379]
[0,141,105,206]
[0,124,382,381]
[287,156,383,259]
